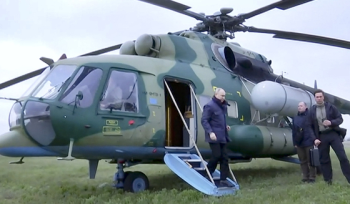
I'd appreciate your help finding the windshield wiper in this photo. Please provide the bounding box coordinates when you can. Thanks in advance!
[39,77,71,100]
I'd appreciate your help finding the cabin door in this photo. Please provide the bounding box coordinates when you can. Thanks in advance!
[163,79,197,150]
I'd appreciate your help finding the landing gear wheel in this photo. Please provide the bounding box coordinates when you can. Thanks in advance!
[123,171,149,193]
[123,171,132,182]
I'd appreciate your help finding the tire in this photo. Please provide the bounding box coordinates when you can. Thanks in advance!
[123,171,132,182]
[123,171,149,193]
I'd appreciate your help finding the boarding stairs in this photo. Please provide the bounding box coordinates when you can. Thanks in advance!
[163,80,240,197]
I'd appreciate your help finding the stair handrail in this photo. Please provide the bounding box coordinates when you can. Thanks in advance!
[189,85,237,184]
[163,80,215,185]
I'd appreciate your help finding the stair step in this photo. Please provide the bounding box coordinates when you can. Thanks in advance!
[185,161,202,168]
[196,169,207,177]
[178,156,192,160]
[196,169,234,187]
[213,179,236,188]
[183,159,202,168]
[164,153,239,196]
[183,159,202,162]
[203,176,235,188]
[217,187,234,190]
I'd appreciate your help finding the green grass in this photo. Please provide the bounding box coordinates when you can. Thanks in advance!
[1,146,350,204]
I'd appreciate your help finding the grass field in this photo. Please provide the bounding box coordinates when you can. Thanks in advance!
[1,145,350,204]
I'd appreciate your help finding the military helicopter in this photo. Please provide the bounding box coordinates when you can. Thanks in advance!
[1,0,350,196]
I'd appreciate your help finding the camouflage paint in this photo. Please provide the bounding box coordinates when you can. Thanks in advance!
[0,31,346,161]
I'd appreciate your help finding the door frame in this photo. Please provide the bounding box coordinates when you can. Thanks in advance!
[163,77,197,150]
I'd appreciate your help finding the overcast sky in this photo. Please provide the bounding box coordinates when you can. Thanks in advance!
[1,0,350,140]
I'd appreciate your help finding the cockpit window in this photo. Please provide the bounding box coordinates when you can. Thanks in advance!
[100,70,139,113]
[59,66,103,108]
[31,64,76,99]
[22,66,51,97]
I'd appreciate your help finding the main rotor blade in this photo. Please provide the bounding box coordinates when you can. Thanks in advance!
[244,26,350,50]
[0,66,47,90]
[138,0,206,21]
[79,43,122,56]
[238,0,314,20]
[0,97,19,101]
[0,43,123,90]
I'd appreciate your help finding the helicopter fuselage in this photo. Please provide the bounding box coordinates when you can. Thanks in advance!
[0,31,314,163]
[2,0,350,194]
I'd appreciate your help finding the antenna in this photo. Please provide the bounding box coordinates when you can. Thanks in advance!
[314,80,318,89]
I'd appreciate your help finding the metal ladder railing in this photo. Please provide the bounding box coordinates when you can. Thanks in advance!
[189,85,237,184]
[164,80,215,185]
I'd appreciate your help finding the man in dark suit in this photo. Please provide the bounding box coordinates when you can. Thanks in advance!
[306,89,350,185]
[292,101,316,183]
[201,87,232,187]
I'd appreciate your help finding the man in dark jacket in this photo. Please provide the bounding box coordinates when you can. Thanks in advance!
[201,87,232,187]
[292,102,316,183]
[306,89,350,185]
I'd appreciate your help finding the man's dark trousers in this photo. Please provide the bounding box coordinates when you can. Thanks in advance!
[318,130,350,183]
[297,146,316,181]
[207,143,229,180]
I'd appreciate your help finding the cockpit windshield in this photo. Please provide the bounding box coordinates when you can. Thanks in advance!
[31,64,77,99]
[59,66,103,108]
[21,66,51,98]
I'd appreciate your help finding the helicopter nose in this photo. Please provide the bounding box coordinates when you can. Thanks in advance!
[0,128,35,156]
[0,128,58,157]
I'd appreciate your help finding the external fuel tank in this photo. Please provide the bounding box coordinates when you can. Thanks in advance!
[250,81,315,117]
[227,125,294,157]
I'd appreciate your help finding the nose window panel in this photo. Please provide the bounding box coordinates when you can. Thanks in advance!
[23,101,56,146]
[9,102,23,128]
